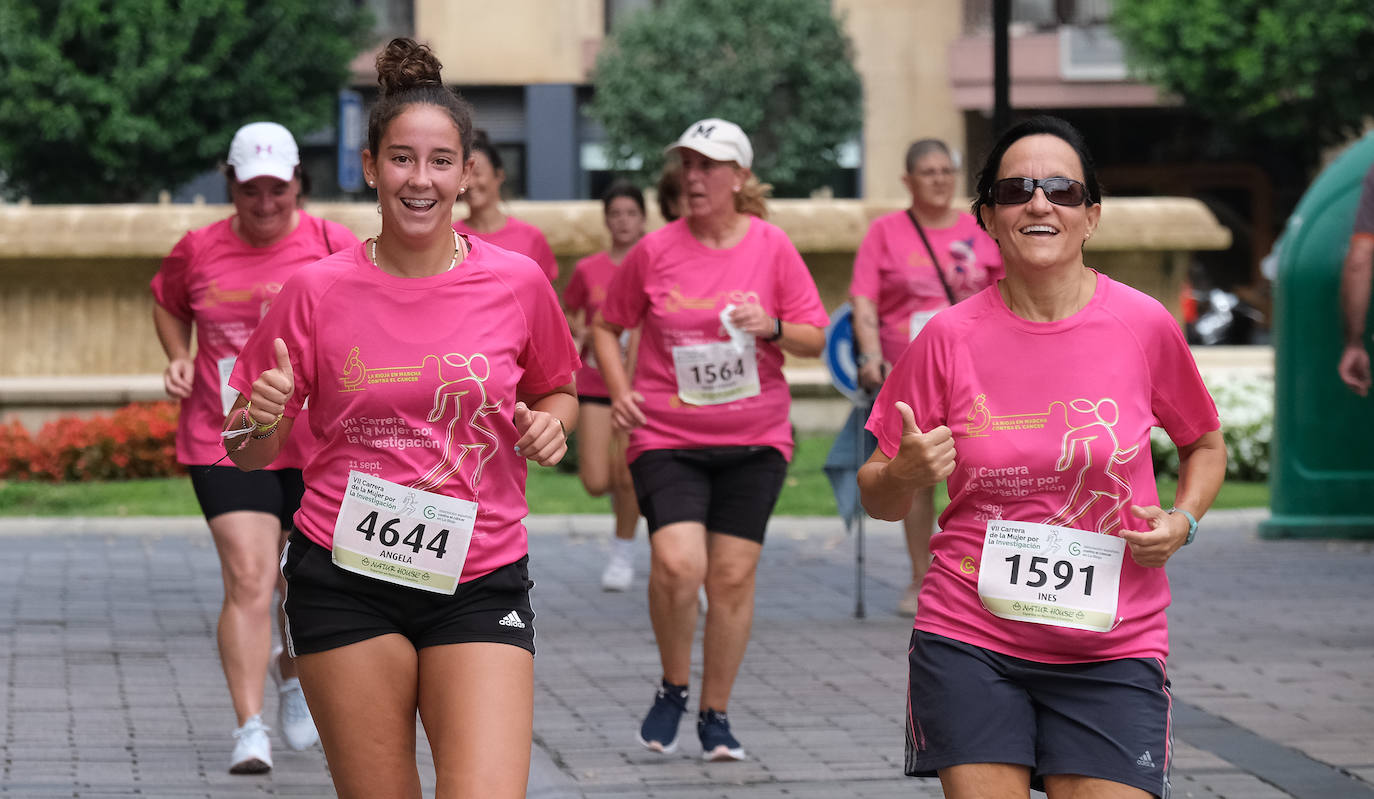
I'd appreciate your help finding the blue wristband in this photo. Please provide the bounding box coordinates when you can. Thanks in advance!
[1169,507,1198,545]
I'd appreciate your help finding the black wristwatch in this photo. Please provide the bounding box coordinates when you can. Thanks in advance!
[764,317,783,342]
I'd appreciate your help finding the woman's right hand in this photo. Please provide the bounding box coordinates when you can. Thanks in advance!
[858,360,888,393]
[1339,343,1371,396]
[886,401,955,486]
[248,339,295,427]
[163,357,194,399]
[610,390,646,432]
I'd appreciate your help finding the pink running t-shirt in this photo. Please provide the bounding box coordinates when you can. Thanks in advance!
[849,211,1002,365]
[563,251,624,399]
[151,212,358,467]
[600,217,829,463]
[453,216,558,283]
[867,274,1218,664]
[228,237,579,581]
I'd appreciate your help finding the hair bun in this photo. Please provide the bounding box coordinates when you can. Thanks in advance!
[375,38,443,96]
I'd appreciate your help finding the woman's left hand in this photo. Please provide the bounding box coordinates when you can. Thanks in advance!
[1121,505,1190,567]
[728,302,775,338]
[513,401,568,466]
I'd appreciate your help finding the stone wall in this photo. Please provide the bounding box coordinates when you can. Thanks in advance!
[0,196,1229,379]
[0,197,1229,427]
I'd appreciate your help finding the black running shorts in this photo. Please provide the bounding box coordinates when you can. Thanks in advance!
[905,631,1173,798]
[628,446,787,543]
[188,465,304,529]
[279,530,536,657]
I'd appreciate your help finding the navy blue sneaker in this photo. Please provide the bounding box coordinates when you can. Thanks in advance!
[698,708,745,761]
[636,680,687,753]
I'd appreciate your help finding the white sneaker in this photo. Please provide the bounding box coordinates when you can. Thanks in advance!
[229,715,272,774]
[601,549,634,592]
[270,646,319,751]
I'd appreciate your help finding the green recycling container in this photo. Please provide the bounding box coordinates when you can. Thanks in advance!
[1261,133,1374,538]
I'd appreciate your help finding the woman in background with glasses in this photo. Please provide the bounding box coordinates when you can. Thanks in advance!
[848,138,1001,617]
[859,116,1225,799]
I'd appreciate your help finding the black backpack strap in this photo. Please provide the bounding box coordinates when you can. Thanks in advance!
[906,209,956,306]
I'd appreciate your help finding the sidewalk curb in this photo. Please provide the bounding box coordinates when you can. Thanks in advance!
[0,509,1272,538]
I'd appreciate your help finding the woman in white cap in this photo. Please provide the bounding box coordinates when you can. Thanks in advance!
[592,118,829,761]
[151,121,358,773]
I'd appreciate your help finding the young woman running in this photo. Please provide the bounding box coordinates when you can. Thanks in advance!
[453,129,559,283]
[564,180,647,591]
[225,38,578,798]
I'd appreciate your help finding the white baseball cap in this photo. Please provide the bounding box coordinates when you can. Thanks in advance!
[226,122,300,182]
[665,118,753,168]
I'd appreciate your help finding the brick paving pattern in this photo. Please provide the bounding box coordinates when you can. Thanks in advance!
[1,509,1370,797]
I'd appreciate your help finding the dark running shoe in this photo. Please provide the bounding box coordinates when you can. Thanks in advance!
[698,708,746,761]
[636,680,688,754]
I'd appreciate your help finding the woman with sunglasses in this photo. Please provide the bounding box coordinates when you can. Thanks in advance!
[849,138,1002,617]
[859,115,1225,799]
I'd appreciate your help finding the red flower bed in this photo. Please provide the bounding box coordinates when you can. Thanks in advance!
[0,402,184,481]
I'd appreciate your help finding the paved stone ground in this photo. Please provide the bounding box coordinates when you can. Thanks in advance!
[1,510,1371,797]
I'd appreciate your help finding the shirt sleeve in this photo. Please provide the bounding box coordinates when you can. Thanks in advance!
[227,275,317,418]
[150,233,196,322]
[865,318,951,457]
[600,240,650,329]
[1354,165,1374,237]
[529,229,559,283]
[1145,311,1220,447]
[563,262,588,312]
[849,220,885,302]
[517,272,581,395]
[773,232,830,327]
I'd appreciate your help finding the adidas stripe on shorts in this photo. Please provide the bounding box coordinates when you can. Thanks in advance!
[279,529,536,656]
[905,631,1173,798]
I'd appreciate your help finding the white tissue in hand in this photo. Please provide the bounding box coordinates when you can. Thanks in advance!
[719,304,752,353]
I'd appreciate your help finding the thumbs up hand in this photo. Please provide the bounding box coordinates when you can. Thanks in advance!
[513,401,569,466]
[887,401,956,486]
[248,338,295,428]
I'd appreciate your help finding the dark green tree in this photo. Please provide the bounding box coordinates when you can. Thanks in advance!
[0,0,372,202]
[1112,0,1374,172]
[589,0,862,197]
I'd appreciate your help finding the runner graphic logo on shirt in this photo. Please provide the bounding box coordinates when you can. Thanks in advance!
[337,348,501,496]
[202,280,285,316]
[960,395,1141,535]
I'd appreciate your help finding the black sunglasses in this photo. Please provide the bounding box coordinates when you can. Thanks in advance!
[989,177,1089,207]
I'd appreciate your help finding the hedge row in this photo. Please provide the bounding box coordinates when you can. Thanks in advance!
[0,402,182,481]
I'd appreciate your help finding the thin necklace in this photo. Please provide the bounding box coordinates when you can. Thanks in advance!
[370,230,466,274]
